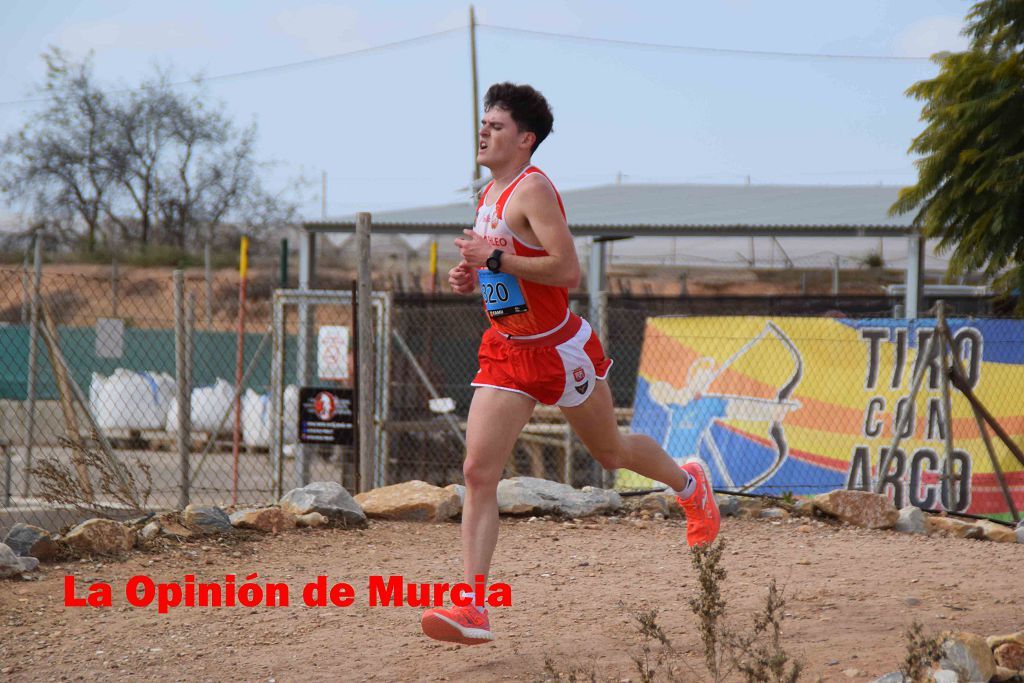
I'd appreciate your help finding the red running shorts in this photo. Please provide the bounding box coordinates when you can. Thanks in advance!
[471,314,613,407]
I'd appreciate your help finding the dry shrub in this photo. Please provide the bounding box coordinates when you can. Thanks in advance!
[689,540,803,683]
[538,539,804,683]
[900,621,942,683]
[539,657,598,683]
[30,434,151,515]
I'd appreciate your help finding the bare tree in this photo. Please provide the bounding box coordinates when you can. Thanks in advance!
[102,71,178,246]
[1,49,299,252]
[153,88,261,248]
[0,48,118,252]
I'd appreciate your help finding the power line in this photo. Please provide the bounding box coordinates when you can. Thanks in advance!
[0,26,463,108]
[478,23,937,63]
[0,20,945,110]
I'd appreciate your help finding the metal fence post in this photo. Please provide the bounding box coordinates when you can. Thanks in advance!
[1,440,9,509]
[906,231,923,320]
[357,213,376,492]
[270,292,284,499]
[588,238,607,339]
[22,232,42,497]
[20,248,29,324]
[296,231,316,489]
[2,440,10,507]
[204,242,213,329]
[377,293,392,488]
[174,271,192,508]
[111,252,119,318]
[936,301,959,512]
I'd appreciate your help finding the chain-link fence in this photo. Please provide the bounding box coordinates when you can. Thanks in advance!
[383,292,1021,519]
[2,262,1018,535]
[0,264,306,535]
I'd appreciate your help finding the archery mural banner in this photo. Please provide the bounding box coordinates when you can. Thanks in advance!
[626,316,1024,518]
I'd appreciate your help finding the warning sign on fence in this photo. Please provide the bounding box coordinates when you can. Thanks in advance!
[298,387,354,445]
[625,316,1024,519]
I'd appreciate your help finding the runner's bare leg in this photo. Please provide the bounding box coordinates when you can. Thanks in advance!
[560,381,688,490]
[462,387,536,583]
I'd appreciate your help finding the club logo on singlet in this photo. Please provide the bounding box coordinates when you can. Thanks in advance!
[572,367,585,382]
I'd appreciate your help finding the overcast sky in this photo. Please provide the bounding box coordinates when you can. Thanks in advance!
[0,0,973,221]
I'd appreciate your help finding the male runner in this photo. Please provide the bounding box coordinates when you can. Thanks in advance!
[420,83,720,646]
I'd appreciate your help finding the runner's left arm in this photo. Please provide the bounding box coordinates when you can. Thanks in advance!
[448,260,477,294]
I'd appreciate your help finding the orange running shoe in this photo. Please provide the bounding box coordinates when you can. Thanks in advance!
[678,458,721,547]
[421,604,494,645]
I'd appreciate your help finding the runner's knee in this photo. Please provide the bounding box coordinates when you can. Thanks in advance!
[463,455,503,490]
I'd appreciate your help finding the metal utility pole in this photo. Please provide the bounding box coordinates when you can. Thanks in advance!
[321,171,328,220]
[470,5,481,185]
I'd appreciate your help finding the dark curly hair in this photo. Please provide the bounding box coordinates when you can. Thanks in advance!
[483,82,554,153]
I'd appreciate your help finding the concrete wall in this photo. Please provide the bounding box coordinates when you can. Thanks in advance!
[0,400,82,447]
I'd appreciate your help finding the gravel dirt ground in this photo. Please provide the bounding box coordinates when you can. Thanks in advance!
[1,514,1022,682]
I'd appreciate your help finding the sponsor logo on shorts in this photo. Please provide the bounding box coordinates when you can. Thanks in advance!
[575,381,589,395]
[572,367,585,383]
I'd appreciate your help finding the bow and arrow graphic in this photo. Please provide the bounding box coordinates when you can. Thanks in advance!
[649,320,804,492]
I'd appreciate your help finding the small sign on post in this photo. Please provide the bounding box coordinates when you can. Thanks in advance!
[298,387,355,445]
[95,318,124,359]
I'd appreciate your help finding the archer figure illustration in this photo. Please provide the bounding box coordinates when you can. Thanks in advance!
[647,321,804,491]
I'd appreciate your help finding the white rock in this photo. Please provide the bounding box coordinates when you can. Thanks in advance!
[895,506,926,535]
[279,481,366,527]
[496,477,621,517]
[295,512,328,528]
[0,542,37,578]
[139,522,160,542]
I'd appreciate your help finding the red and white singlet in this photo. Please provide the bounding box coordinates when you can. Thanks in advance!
[473,165,570,338]
[470,166,612,407]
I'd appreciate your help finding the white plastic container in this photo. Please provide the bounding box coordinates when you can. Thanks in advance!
[90,369,176,431]
[165,378,235,435]
[241,385,298,447]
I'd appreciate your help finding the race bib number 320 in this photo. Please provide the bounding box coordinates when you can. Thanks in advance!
[478,270,528,317]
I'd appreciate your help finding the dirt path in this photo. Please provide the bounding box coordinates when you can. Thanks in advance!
[2,515,1021,682]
